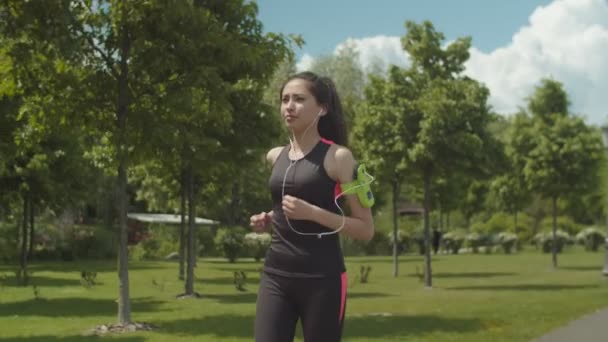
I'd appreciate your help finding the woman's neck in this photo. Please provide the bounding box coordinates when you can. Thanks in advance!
[289,130,321,158]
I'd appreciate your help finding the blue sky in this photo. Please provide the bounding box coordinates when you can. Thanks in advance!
[255,0,608,125]
[256,0,553,56]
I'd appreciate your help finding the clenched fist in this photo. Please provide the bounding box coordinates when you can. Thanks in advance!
[250,211,271,233]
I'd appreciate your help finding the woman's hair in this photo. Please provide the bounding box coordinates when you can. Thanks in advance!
[280,71,348,146]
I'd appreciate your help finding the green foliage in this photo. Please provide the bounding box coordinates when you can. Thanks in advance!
[341,231,392,257]
[442,229,466,254]
[128,244,146,262]
[540,216,581,235]
[527,79,569,125]
[0,222,17,263]
[244,232,271,262]
[359,265,372,284]
[139,225,179,260]
[213,227,246,263]
[496,232,518,254]
[533,230,571,253]
[387,229,411,255]
[233,271,247,292]
[309,42,365,125]
[465,232,494,254]
[575,227,606,252]
[80,271,97,288]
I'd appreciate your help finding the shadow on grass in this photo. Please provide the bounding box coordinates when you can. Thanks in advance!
[0,275,83,287]
[561,265,603,271]
[447,284,599,291]
[193,291,390,304]
[202,293,258,304]
[159,313,482,338]
[209,266,263,273]
[0,297,167,317]
[347,292,392,299]
[202,259,260,264]
[196,276,260,286]
[348,257,433,264]
[0,335,145,342]
[408,272,517,279]
[160,314,254,337]
[344,314,483,338]
[17,260,162,273]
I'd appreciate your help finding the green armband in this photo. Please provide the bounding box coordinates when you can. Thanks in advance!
[340,163,375,208]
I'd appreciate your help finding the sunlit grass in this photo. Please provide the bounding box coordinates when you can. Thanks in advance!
[1,248,607,341]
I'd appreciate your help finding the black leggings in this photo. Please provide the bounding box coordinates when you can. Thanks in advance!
[254,271,348,342]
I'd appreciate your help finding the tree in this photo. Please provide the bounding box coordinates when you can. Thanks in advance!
[522,80,603,267]
[352,69,410,277]
[0,11,95,284]
[309,42,365,126]
[409,23,499,288]
[1,0,292,325]
[490,113,534,231]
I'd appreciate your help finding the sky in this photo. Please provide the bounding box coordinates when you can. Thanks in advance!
[255,0,608,125]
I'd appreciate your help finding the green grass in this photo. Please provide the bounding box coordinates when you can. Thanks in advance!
[1,248,608,341]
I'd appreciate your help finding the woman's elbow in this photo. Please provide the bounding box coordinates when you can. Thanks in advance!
[360,223,375,242]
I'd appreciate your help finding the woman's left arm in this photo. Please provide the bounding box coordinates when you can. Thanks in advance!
[311,147,375,241]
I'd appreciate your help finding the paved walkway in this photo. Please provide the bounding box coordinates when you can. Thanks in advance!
[533,307,608,341]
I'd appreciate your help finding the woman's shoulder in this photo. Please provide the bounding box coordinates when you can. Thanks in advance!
[325,143,357,181]
[266,145,287,166]
[327,143,355,164]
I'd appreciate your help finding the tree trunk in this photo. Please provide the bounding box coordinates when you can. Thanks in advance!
[446,211,450,230]
[423,173,433,288]
[185,165,196,295]
[28,201,35,259]
[116,9,131,324]
[552,196,558,269]
[179,167,186,281]
[19,194,29,286]
[392,179,399,277]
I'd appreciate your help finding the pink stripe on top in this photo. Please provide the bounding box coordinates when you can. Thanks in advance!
[320,137,334,145]
[339,272,348,322]
[319,138,343,199]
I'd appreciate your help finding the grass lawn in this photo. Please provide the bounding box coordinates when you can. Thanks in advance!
[1,248,608,341]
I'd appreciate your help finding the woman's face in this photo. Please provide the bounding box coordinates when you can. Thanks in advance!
[280,78,324,131]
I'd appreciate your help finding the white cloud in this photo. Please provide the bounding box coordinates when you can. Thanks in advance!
[296,0,608,125]
[337,36,410,72]
[296,36,410,73]
[296,53,315,71]
[465,0,608,124]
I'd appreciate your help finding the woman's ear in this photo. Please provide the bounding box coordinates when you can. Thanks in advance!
[320,105,328,116]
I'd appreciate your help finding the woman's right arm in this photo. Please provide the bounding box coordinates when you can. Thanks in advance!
[249,147,282,232]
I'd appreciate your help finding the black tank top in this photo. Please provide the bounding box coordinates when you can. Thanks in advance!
[263,140,346,278]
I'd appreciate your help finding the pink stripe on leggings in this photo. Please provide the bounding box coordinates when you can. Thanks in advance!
[339,272,347,322]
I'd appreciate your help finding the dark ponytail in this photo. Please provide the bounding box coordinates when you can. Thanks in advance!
[280,71,348,146]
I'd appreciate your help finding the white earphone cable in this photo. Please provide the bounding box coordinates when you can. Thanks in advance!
[281,110,374,238]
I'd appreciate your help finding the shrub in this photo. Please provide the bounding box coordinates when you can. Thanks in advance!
[496,232,518,254]
[442,229,466,254]
[0,222,17,263]
[388,229,410,255]
[540,216,581,235]
[139,225,179,260]
[466,232,483,253]
[576,227,606,252]
[214,227,246,263]
[533,230,571,253]
[244,232,271,261]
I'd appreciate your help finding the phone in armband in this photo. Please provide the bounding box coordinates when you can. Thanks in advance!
[340,163,375,208]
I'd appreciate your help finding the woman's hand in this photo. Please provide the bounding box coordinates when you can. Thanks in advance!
[250,211,272,233]
[282,195,315,220]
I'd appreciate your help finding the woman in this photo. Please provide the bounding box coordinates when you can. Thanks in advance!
[250,71,375,342]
